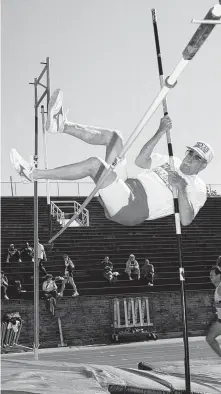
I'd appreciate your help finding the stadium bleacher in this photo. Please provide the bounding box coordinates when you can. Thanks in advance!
[1,196,221,298]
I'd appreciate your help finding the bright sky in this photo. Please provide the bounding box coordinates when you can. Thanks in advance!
[1,0,221,196]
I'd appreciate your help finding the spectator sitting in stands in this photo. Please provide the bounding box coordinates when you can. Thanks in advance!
[13,280,27,297]
[103,265,119,285]
[101,256,113,270]
[1,271,9,300]
[125,254,140,280]
[58,254,79,297]
[20,242,34,262]
[42,274,58,315]
[6,244,21,263]
[142,258,154,286]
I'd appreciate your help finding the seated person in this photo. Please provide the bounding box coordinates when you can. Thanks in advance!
[58,254,79,297]
[101,256,113,270]
[6,244,21,263]
[103,265,119,285]
[125,254,140,280]
[13,280,27,297]
[42,274,58,315]
[142,258,154,286]
[20,242,34,262]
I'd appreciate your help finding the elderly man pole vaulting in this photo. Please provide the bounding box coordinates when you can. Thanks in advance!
[10,4,220,245]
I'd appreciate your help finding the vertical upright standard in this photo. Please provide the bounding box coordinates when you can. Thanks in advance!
[151,9,191,392]
[41,105,52,238]
[29,57,50,360]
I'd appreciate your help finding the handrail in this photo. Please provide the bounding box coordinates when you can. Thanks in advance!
[51,201,65,227]
[1,180,221,197]
[1,180,96,197]
[51,200,89,227]
[73,200,89,227]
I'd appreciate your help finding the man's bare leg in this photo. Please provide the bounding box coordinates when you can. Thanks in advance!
[206,321,221,357]
[63,122,124,164]
[46,89,124,165]
[33,156,116,189]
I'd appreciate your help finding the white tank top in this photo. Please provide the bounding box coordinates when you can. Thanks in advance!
[214,283,221,319]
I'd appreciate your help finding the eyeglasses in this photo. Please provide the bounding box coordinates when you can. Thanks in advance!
[185,149,206,162]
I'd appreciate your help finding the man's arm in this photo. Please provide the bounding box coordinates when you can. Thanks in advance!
[168,172,195,226]
[177,188,195,226]
[135,116,172,169]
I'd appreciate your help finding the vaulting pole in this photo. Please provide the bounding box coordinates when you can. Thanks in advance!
[48,4,221,245]
[151,9,191,392]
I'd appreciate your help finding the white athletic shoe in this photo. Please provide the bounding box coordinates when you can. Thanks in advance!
[45,89,67,133]
[10,149,34,184]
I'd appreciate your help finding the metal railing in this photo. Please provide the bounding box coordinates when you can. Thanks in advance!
[1,180,99,197]
[73,200,89,226]
[206,184,221,196]
[51,200,89,227]
[1,180,221,197]
[51,201,65,227]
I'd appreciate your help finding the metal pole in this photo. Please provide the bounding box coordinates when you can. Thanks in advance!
[41,105,52,237]
[46,57,52,238]
[29,57,51,360]
[192,18,221,24]
[46,57,51,102]
[151,9,191,392]
[34,78,39,361]
[10,176,14,197]
[48,3,221,245]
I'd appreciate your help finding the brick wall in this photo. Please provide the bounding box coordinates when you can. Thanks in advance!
[1,290,215,348]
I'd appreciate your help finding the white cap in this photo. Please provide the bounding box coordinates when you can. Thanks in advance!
[186,141,214,164]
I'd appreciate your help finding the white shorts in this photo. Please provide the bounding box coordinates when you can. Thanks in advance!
[99,158,139,217]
